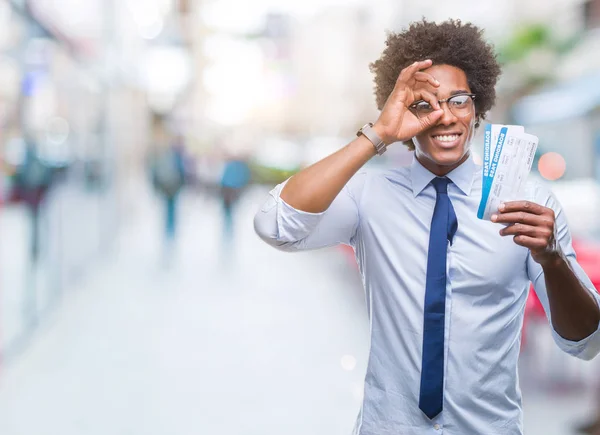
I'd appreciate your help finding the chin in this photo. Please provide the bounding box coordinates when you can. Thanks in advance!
[426,148,468,166]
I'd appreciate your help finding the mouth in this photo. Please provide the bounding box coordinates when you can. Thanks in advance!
[430,132,463,148]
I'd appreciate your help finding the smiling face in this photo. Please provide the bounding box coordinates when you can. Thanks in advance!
[412,64,478,176]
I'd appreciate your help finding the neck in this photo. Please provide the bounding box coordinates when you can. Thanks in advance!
[416,152,471,177]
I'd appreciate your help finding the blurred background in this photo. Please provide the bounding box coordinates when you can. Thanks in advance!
[0,0,598,434]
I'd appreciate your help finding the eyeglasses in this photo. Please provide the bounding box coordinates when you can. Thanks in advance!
[410,93,476,119]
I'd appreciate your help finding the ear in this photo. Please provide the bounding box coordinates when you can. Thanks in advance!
[403,139,416,151]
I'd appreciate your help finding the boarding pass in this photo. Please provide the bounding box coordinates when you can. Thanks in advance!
[477,124,538,221]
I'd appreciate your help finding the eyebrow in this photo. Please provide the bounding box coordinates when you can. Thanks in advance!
[432,89,471,97]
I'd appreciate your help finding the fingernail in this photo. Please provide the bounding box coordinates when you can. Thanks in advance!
[498,203,505,211]
[491,214,498,222]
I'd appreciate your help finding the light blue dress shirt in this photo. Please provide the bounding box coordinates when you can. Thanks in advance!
[253,155,600,435]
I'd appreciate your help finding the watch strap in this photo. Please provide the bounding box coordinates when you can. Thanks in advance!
[357,123,387,155]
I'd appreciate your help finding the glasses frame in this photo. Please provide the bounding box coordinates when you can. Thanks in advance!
[410,93,477,119]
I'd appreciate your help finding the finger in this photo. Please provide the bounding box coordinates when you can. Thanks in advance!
[498,201,546,215]
[413,71,440,88]
[491,211,543,226]
[414,89,441,110]
[512,235,547,250]
[398,59,433,83]
[411,89,443,128]
[499,223,552,239]
[418,109,444,130]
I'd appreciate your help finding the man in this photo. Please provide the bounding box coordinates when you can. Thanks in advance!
[253,19,600,434]
[151,134,186,247]
[219,156,251,241]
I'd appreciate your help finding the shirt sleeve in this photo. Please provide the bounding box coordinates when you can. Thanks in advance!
[526,184,600,361]
[253,172,367,252]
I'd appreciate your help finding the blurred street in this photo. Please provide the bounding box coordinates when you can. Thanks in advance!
[0,186,596,435]
[0,0,599,433]
[0,185,372,435]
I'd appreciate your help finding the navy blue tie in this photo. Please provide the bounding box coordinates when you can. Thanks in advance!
[419,177,458,419]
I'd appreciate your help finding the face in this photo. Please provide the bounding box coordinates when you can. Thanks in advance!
[412,64,477,176]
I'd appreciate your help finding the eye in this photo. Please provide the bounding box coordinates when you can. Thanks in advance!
[412,100,433,112]
[448,95,470,107]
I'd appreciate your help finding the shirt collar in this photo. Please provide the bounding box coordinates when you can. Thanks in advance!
[410,154,476,197]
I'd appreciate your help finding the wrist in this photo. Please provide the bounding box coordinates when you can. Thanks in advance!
[372,122,390,144]
[539,249,567,269]
[354,134,378,158]
[357,122,388,155]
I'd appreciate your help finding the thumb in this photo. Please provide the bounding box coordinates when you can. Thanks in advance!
[419,109,444,130]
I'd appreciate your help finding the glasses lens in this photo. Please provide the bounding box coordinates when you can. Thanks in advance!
[447,95,474,118]
[412,95,475,119]
[412,100,434,118]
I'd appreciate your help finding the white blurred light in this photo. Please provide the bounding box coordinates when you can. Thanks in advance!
[127,0,161,27]
[341,355,357,371]
[144,47,191,112]
[203,35,248,61]
[201,1,264,33]
[127,0,165,39]
[144,47,191,95]
[138,20,164,40]
[45,116,70,145]
[205,98,249,126]
[203,39,266,126]
[157,0,173,15]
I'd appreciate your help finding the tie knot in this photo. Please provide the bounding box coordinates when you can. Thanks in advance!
[431,177,451,194]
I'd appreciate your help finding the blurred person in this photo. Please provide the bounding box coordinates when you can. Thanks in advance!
[219,156,251,242]
[150,133,187,252]
[254,19,600,435]
[12,136,53,263]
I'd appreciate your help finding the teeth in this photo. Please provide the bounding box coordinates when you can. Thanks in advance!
[434,135,459,142]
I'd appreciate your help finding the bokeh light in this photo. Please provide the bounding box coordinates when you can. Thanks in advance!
[538,152,567,181]
[341,355,357,371]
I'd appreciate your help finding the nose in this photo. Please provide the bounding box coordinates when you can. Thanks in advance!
[438,101,458,126]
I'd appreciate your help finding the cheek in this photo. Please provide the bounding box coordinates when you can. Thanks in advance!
[413,134,430,150]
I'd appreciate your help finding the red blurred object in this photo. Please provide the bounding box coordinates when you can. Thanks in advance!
[338,238,600,346]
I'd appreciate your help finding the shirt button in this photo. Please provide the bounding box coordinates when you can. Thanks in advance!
[434,424,441,430]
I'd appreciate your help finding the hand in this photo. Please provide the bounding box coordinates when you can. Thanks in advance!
[372,59,444,144]
[492,201,562,266]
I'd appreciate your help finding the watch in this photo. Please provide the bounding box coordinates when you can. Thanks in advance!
[357,123,387,155]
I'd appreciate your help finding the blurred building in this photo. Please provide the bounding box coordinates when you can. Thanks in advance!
[0,0,192,361]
